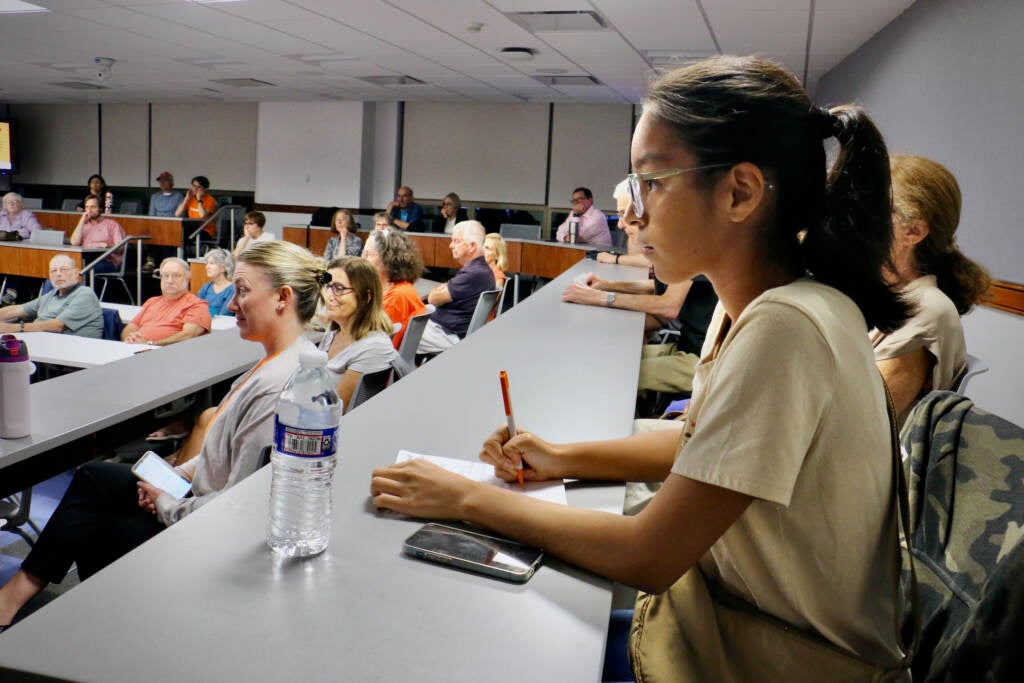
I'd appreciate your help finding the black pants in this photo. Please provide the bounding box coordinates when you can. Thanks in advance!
[22,462,164,584]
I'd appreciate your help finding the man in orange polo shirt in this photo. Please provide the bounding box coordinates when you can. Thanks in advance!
[174,175,217,236]
[121,257,211,346]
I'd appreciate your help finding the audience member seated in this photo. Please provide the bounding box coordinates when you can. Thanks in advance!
[323,208,363,260]
[873,154,991,424]
[362,229,425,350]
[75,174,112,213]
[439,192,468,234]
[121,257,211,346]
[198,248,235,316]
[563,270,717,400]
[319,256,403,412]
[595,180,650,267]
[0,192,42,240]
[372,56,915,679]
[555,186,611,247]
[483,233,508,289]
[175,175,217,235]
[0,241,325,631]
[418,220,495,354]
[70,194,126,274]
[148,171,184,217]
[233,211,275,257]
[386,185,424,231]
[372,212,394,231]
[0,254,102,338]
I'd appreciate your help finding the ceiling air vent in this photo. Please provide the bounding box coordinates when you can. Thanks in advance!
[210,78,276,87]
[532,75,602,87]
[358,75,426,86]
[51,81,107,90]
[507,11,605,33]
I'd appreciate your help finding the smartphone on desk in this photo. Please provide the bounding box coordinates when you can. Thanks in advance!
[402,523,543,583]
[131,450,192,499]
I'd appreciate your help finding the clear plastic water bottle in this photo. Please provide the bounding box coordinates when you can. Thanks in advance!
[267,348,342,557]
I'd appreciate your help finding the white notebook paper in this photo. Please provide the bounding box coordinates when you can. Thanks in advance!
[395,450,568,506]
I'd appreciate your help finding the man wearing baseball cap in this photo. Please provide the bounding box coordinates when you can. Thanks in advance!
[149,171,183,217]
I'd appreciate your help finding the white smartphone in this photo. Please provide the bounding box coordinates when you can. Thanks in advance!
[402,523,543,583]
[131,450,192,499]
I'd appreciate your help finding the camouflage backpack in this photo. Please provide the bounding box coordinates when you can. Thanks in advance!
[901,391,1024,682]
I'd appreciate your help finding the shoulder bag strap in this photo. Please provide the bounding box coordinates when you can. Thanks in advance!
[881,377,920,668]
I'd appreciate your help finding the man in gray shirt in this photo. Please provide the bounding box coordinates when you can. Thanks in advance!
[0,254,103,338]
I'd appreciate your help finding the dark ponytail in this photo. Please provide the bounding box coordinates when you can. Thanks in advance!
[804,106,911,332]
[644,56,911,333]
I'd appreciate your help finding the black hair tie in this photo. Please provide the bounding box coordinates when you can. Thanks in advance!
[316,270,332,286]
[816,106,839,140]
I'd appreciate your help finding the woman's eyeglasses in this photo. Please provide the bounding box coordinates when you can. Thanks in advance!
[625,164,732,218]
[325,283,354,297]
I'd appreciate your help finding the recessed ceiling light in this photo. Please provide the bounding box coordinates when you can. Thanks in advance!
[536,68,568,75]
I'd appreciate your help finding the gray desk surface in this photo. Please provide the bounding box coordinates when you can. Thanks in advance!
[0,259,647,682]
[13,331,148,368]
[0,331,263,477]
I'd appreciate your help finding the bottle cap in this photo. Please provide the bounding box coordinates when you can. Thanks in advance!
[0,335,27,362]
[298,348,329,367]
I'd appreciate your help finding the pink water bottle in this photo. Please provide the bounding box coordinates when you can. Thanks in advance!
[0,335,35,438]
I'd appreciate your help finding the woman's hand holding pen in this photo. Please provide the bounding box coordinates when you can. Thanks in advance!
[479,425,564,483]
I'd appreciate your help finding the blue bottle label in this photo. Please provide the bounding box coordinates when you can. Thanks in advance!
[274,418,337,458]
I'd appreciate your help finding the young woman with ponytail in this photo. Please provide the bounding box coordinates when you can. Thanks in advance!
[874,155,990,423]
[370,56,913,680]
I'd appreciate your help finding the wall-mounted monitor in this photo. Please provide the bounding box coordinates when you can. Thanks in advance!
[0,121,14,174]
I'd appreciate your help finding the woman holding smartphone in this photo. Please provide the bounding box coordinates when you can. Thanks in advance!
[0,241,327,631]
[371,56,912,679]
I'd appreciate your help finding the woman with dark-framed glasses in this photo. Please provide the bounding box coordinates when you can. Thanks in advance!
[319,256,403,413]
[371,55,914,680]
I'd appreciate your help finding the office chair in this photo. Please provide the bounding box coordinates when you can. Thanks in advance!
[465,289,501,337]
[953,354,989,395]
[118,200,140,215]
[397,305,434,369]
[499,223,541,241]
[348,367,394,412]
[94,255,134,305]
[0,489,42,547]
[61,198,79,211]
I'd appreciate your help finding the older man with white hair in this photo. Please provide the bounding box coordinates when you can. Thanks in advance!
[418,220,495,354]
[0,254,102,337]
[121,257,211,346]
[0,192,43,240]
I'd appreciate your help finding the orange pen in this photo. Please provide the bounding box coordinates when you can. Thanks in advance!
[499,370,524,487]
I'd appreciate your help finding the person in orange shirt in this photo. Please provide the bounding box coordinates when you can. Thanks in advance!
[174,175,217,235]
[121,257,211,346]
[362,229,425,350]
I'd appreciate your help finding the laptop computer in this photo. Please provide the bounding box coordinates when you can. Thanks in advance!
[30,230,66,246]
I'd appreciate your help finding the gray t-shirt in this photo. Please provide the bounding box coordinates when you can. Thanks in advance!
[22,284,103,338]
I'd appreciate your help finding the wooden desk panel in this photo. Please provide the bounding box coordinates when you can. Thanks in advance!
[282,226,307,249]
[189,260,207,294]
[0,244,86,277]
[520,242,587,279]
[35,210,184,247]
[504,241,522,273]
[309,227,331,256]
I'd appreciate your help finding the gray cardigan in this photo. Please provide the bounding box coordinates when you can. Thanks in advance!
[155,335,315,525]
